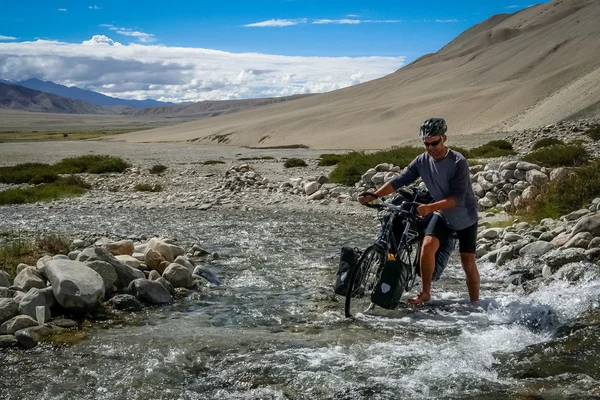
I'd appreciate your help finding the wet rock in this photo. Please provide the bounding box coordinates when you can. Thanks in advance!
[156,277,175,296]
[0,334,18,349]
[174,255,195,273]
[0,315,38,335]
[14,325,54,350]
[163,263,192,288]
[127,279,172,305]
[108,294,143,311]
[554,262,599,281]
[48,319,79,329]
[519,241,556,257]
[540,248,588,273]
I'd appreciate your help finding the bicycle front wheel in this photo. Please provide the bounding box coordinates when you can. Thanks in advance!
[344,244,386,318]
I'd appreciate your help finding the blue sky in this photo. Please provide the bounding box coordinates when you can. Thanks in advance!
[0,1,542,102]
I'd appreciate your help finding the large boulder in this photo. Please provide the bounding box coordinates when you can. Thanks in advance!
[45,259,105,312]
[127,279,172,305]
[0,315,38,335]
[18,287,55,322]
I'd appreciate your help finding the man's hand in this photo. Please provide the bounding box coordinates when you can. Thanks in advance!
[417,203,435,217]
[358,192,378,205]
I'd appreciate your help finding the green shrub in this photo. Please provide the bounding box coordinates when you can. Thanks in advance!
[284,158,308,168]
[133,183,163,192]
[149,164,168,174]
[53,155,130,174]
[469,143,516,158]
[449,146,471,158]
[586,124,600,141]
[531,137,564,150]
[328,146,423,185]
[485,140,513,150]
[530,160,600,219]
[522,144,590,167]
[202,160,225,165]
[318,153,344,166]
[0,176,88,205]
[0,163,58,184]
[0,233,70,279]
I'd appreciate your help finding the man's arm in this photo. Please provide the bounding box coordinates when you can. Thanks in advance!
[418,157,469,216]
[359,157,421,205]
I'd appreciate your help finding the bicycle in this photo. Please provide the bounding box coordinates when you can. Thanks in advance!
[344,192,423,318]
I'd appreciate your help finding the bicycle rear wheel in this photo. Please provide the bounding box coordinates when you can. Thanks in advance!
[397,239,421,295]
[344,244,385,318]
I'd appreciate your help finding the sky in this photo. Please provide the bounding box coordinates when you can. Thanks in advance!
[0,1,542,103]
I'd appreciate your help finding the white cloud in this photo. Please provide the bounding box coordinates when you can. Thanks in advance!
[243,19,307,27]
[0,36,17,41]
[507,5,520,8]
[0,35,405,103]
[58,8,67,12]
[100,24,155,43]
[313,19,401,24]
[435,19,459,23]
[89,5,101,10]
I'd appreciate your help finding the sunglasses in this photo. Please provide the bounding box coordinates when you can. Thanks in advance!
[423,137,442,147]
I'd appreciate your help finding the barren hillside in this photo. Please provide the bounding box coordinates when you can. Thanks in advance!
[115,0,600,149]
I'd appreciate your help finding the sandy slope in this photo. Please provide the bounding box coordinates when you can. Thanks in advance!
[110,0,600,149]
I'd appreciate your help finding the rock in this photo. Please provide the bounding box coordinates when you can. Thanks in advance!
[503,233,523,243]
[162,263,193,288]
[18,287,54,322]
[551,232,571,247]
[540,248,588,272]
[127,279,172,305]
[0,334,18,349]
[554,262,599,282]
[104,239,135,256]
[588,237,600,249]
[68,250,81,260]
[538,232,555,242]
[144,248,165,271]
[72,239,86,248]
[45,259,105,313]
[83,260,118,292]
[0,288,12,298]
[147,238,175,263]
[108,294,143,311]
[570,213,600,237]
[541,264,553,278]
[519,241,556,258]
[156,277,175,296]
[521,186,540,202]
[115,255,141,269]
[14,325,54,350]
[0,270,11,288]
[564,209,592,221]
[13,268,46,291]
[148,270,161,281]
[192,266,222,285]
[0,298,19,325]
[563,232,593,249]
[304,181,319,196]
[0,315,38,335]
[516,162,541,171]
[496,245,514,266]
[526,169,549,187]
[173,256,195,273]
[48,319,79,329]
[478,228,504,240]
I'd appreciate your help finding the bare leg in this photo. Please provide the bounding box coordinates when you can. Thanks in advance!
[409,235,439,304]
[460,252,480,304]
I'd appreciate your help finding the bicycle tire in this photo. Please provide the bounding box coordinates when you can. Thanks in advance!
[344,244,385,318]
[397,238,421,297]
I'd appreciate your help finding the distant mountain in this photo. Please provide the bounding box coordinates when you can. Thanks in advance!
[0,78,172,108]
[0,82,122,114]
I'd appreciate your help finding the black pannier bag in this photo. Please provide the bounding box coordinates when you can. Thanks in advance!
[334,246,361,296]
[371,258,410,309]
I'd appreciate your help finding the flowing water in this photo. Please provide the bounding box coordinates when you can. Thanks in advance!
[1,205,600,399]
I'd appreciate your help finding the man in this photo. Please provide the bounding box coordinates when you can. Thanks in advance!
[359,118,480,305]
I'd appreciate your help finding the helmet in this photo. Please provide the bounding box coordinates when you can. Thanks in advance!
[419,118,447,138]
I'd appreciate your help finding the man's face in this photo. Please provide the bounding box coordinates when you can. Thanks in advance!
[423,135,446,159]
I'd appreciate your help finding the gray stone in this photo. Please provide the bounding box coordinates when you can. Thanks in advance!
[526,169,549,187]
[564,232,593,249]
[49,319,79,329]
[68,250,81,260]
[516,162,541,171]
[148,270,161,280]
[84,260,118,292]
[588,237,600,249]
[0,298,19,325]
[478,228,504,240]
[496,245,514,266]
[104,239,134,256]
[45,259,105,312]
[540,248,588,273]
[127,279,172,305]
[519,241,556,258]
[108,294,143,311]
[0,287,12,298]
[163,263,193,288]
[503,233,523,243]
[0,270,9,288]
[564,209,592,221]
[14,325,54,350]
[174,256,195,273]
[77,247,142,289]
[554,262,599,282]
[13,268,45,291]
[570,213,600,237]
[0,334,18,349]
[156,277,175,296]
[19,288,54,322]
[538,232,556,242]
[0,315,38,335]
[115,255,141,269]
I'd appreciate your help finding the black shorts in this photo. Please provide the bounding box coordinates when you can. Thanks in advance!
[424,213,477,254]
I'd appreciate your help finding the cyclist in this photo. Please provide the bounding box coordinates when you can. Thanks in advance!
[359,118,480,305]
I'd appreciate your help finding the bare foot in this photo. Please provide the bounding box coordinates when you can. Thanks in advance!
[408,292,431,305]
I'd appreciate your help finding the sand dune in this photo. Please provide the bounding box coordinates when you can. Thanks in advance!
[115,0,600,149]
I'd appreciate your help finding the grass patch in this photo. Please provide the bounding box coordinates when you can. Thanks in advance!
[202,160,226,165]
[53,155,130,174]
[0,176,89,205]
[531,137,564,150]
[468,140,516,158]
[522,143,590,167]
[237,156,275,161]
[0,163,58,184]
[318,153,345,166]
[0,128,146,142]
[133,183,163,192]
[41,330,88,346]
[586,124,600,141]
[149,165,168,174]
[527,159,600,220]
[0,233,70,279]
[329,146,423,185]
[284,158,308,168]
